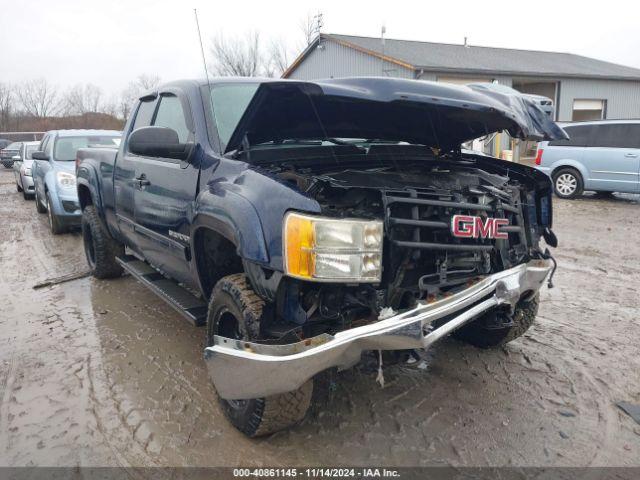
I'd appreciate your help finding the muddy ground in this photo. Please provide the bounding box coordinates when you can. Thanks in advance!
[0,168,639,467]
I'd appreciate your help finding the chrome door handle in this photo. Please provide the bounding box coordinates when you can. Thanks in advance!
[624,153,638,158]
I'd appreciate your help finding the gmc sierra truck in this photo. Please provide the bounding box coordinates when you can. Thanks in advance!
[76,77,565,437]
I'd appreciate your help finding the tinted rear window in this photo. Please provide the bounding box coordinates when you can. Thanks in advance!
[548,125,593,147]
[587,124,640,148]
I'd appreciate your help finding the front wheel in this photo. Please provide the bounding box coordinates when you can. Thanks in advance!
[553,168,583,199]
[46,192,65,234]
[81,205,124,279]
[35,188,47,213]
[206,273,313,437]
[453,294,539,348]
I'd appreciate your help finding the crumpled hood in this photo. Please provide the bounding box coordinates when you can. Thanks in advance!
[225,77,568,154]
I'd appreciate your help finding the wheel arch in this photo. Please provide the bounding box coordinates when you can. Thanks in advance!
[191,225,244,300]
[549,160,587,183]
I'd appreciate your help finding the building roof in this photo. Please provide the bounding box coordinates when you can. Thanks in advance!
[285,33,640,81]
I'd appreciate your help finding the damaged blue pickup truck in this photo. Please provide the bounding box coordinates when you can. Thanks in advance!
[76,77,565,437]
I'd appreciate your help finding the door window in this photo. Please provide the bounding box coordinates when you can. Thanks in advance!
[588,124,634,148]
[39,135,50,153]
[549,125,593,147]
[153,95,190,142]
[132,99,157,131]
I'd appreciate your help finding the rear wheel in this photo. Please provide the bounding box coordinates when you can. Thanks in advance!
[82,205,124,279]
[206,273,313,437]
[16,183,22,192]
[453,294,539,348]
[553,168,583,199]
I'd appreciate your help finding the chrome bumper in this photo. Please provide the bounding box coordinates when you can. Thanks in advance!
[205,260,551,400]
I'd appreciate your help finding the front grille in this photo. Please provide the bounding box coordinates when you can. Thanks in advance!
[382,187,528,263]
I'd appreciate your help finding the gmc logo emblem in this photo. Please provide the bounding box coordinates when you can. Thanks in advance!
[451,215,509,240]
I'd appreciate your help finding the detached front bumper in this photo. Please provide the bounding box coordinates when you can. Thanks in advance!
[205,260,552,400]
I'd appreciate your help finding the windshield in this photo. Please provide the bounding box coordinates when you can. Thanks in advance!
[6,142,21,151]
[25,144,38,159]
[209,83,259,150]
[53,135,120,161]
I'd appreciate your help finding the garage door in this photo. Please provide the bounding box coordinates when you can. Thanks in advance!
[572,99,606,121]
[437,76,493,85]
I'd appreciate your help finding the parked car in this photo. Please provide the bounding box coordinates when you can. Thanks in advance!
[0,139,12,150]
[32,130,121,234]
[1,141,22,168]
[535,120,640,198]
[76,77,564,437]
[12,141,40,199]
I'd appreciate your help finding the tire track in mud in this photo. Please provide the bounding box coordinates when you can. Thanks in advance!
[1,170,639,466]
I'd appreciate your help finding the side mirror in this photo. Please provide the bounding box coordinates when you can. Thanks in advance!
[128,126,193,161]
[32,151,49,160]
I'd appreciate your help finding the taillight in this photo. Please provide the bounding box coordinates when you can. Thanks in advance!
[534,148,544,165]
[75,156,81,170]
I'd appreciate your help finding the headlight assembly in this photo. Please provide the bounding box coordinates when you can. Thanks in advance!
[56,171,76,189]
[284,212,383,282]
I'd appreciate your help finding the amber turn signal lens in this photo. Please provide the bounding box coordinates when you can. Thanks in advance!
[284,213,315,279]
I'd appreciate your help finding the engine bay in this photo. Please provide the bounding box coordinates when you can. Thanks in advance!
[259,152,552,339]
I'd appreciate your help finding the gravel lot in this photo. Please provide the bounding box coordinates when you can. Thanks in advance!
[0,167,639,467]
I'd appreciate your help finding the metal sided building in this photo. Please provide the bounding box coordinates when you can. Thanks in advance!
[283,33,640,123]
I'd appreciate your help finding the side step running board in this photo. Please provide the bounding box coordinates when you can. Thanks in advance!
[116,255,207,326]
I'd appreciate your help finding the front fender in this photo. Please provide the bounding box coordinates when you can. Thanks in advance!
[76,164,103,214]
[192,187,270,264]
[192,170,321,270]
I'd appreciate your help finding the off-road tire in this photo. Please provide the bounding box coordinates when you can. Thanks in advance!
[206,273,313,437]
[35,189,46,213]
[81,205,124,279]
[552,168,583,199]
[46,192,65,234]
[453,294,539,348]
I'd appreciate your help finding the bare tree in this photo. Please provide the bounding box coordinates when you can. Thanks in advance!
[136,74,161,90]
[0,83,15,130]
[61,83,103,115]
[298,12,317,50]
[118,74,161,121]
[267,39,291,78]
[16,78,59,118]
[209,31,262,77]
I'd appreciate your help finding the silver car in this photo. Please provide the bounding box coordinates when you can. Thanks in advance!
[535,120,640,198]
[13,141,40,199]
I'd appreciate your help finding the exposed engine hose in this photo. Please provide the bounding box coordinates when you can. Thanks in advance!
[539,248,557,288]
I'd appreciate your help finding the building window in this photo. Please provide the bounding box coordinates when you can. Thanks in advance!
[572,99,606,121]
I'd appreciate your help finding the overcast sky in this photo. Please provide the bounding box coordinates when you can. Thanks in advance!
[2,0,639,99]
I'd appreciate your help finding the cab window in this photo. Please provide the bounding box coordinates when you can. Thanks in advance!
[153,94,190,142]
[132,99,157,131]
